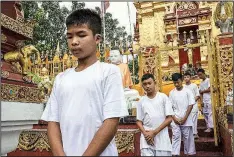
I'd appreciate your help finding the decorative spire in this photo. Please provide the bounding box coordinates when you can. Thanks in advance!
[55,42,60,56]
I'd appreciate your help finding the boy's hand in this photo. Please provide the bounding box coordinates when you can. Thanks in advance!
[173,117,181,125]
[143,131,155,146]
[179,117,187,125]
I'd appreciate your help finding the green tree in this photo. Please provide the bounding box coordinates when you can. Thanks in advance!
[22,2,85,53]
[22,2,130,56]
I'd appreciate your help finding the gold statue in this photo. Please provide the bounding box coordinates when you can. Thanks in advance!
[4,45,40,75]
[38,67,53,102]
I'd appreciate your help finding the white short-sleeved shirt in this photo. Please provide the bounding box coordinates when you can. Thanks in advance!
[199,78,211,103]
[184,83,200,112]
[136,92,174,151]
[169,87,195,126]
[41,61,128,156]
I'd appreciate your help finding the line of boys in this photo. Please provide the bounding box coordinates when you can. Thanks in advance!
[136,69,213,156]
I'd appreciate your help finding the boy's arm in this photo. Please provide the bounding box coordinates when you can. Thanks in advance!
[48,122,65,156]
[180,90,195,124]
[136,120,154,146]
[153,116,172,135]
[82,118,119,156]
[200,87,210,94]
[180,105,193,125]
[136,120,146,135]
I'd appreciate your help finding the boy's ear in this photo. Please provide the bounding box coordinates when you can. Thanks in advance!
[95,34,102,43]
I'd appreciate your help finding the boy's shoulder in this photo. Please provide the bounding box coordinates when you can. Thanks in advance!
[169,88,176,95]
[157,92,168,98]
[98,62,121,76]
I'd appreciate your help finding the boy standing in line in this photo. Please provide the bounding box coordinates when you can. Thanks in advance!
[41,9,128,156]
[184,72,200,139]
[197,69,214,132]
[169,73,196,156]
[136,73,174,156]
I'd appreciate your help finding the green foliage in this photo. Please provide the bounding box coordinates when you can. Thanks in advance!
[128,56,139,84]
[22,2,131,56]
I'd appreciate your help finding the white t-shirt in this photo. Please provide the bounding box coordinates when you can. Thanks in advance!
[169,87,195,126]
[199,78,211,103]
[41,61,128,156]
[136,92,174,151]
[184,83,200,112]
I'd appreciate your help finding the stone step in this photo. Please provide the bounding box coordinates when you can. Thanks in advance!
[197,118,207,127]
[197,126,214,138]
[180,151,223,156]
[181,137,220,152]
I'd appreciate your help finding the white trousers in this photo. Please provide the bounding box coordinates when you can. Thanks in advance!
[191,111,198,134]
[202,102,214,128]
[171,125,196,155]
[141,148,172,156]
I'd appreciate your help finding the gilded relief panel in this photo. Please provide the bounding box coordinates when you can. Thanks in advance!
[139,16,155,47]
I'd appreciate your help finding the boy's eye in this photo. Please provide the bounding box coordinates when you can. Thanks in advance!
[79,34,86,37]
[67,36,72,39]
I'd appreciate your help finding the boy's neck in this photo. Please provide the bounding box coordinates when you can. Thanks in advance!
[147,90,157,99]
[185,81,191,85]
[76,55,98,72]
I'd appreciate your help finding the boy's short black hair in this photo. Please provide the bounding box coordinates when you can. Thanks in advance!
[184,72,191,77]
[66,9,101,35]
[172,73,183,81]
[141,73,155,82]
[197,68,205,74]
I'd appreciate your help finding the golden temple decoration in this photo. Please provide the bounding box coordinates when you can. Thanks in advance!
[1,83,42,103]
[18,130,50,152]
[1,33,7,43]
[1,71,10,79]
[213,2,233,24]
[17,129,139,154]
[115,130,137,154]
[4,45,41,75]
[1,13,34,39]
[217,44,233,108]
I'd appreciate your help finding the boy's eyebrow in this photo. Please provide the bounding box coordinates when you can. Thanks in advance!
[67,30,87,35]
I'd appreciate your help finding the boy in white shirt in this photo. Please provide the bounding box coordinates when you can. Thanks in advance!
[136,73,174,156]
[169,73,196,156]
[197,68,214,133]
[41,9,128,156]
[184,72,200,139]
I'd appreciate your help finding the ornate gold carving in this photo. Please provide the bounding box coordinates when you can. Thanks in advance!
[216,43,233,127]
[115,131,135,154]
[18,131,50,152]
[1,13,34,39]
[213,2,233,24]
[1,33,7,43]
[216,107,228,128]
[17,130,139,154]
[1,83,42,103]
[177,2,198,11]
[140,16,155,47]
[178,17,197,26]
[1,71,10,79]
[4,45,41,75]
